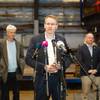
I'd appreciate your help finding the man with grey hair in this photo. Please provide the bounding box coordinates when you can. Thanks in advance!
[0,24,25,100]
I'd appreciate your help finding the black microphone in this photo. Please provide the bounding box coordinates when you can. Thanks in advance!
[52,39,57,47]
[56,41,67,52]
[51,39,57,56]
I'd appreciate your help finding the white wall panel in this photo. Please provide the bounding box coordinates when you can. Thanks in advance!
[64,33,85,49]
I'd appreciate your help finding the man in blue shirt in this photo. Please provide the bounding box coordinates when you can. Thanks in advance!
[0,24,25,100]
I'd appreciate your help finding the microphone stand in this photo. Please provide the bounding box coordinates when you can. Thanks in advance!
[59,51,67,100]
[33,49,38,100]
[44,47,49,96]
[69,52,99,100]
[52,40,67,100]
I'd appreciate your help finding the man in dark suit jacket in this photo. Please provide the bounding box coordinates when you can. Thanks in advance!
[77,32,100,100]
[0,43,2,100]
[0,24,25,100]
[25,15,71,100]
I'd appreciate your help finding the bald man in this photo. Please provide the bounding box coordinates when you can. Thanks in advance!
[77,32,100,100]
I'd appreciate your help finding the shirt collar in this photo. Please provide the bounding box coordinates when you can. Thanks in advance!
[45,32,55,40]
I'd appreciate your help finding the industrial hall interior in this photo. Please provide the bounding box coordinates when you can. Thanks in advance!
[0,0,100,100]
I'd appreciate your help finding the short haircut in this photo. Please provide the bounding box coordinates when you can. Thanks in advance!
[44,15,58,23]
[6,24,17,32]
[84,32,94,43]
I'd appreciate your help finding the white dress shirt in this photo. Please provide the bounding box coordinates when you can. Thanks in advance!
[45,34,56,65]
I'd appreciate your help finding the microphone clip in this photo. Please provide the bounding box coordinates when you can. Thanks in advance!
[32,48,39,58]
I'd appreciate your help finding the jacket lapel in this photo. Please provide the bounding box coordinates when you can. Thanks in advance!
[3,39,8,66]
[55,35,61,63]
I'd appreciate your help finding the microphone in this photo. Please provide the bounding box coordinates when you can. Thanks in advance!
[32,43,41,58]
[52,39,56,47]
[56,41,67,52]
[41,40,48,47]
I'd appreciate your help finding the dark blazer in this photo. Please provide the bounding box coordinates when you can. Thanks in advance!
[25,34,71,87]
[0,38,25,82]
[26,34,71,71]
[77,44,100,76]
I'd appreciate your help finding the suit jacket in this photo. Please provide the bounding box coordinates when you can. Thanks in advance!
[77,44,100,76]
[0,38,25,82]
[25,34,71,86]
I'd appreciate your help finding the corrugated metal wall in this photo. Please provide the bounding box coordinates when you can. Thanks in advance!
[0,0,86,49]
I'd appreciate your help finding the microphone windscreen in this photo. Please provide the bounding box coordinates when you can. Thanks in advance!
[41,41,48,47]
[57,41,65,47]
[56,40,67,52]
[35,43,41,49]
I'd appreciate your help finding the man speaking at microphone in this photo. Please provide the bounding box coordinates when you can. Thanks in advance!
[25,15,71,100]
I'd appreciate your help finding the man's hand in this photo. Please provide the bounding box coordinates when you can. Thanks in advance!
[88,69,93,74]
[44,63,60,73]
[92,69,97,75]
[88,69,97,75]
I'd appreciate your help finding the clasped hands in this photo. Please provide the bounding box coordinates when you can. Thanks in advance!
[44,63,61,73]
[88,69,97,75]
